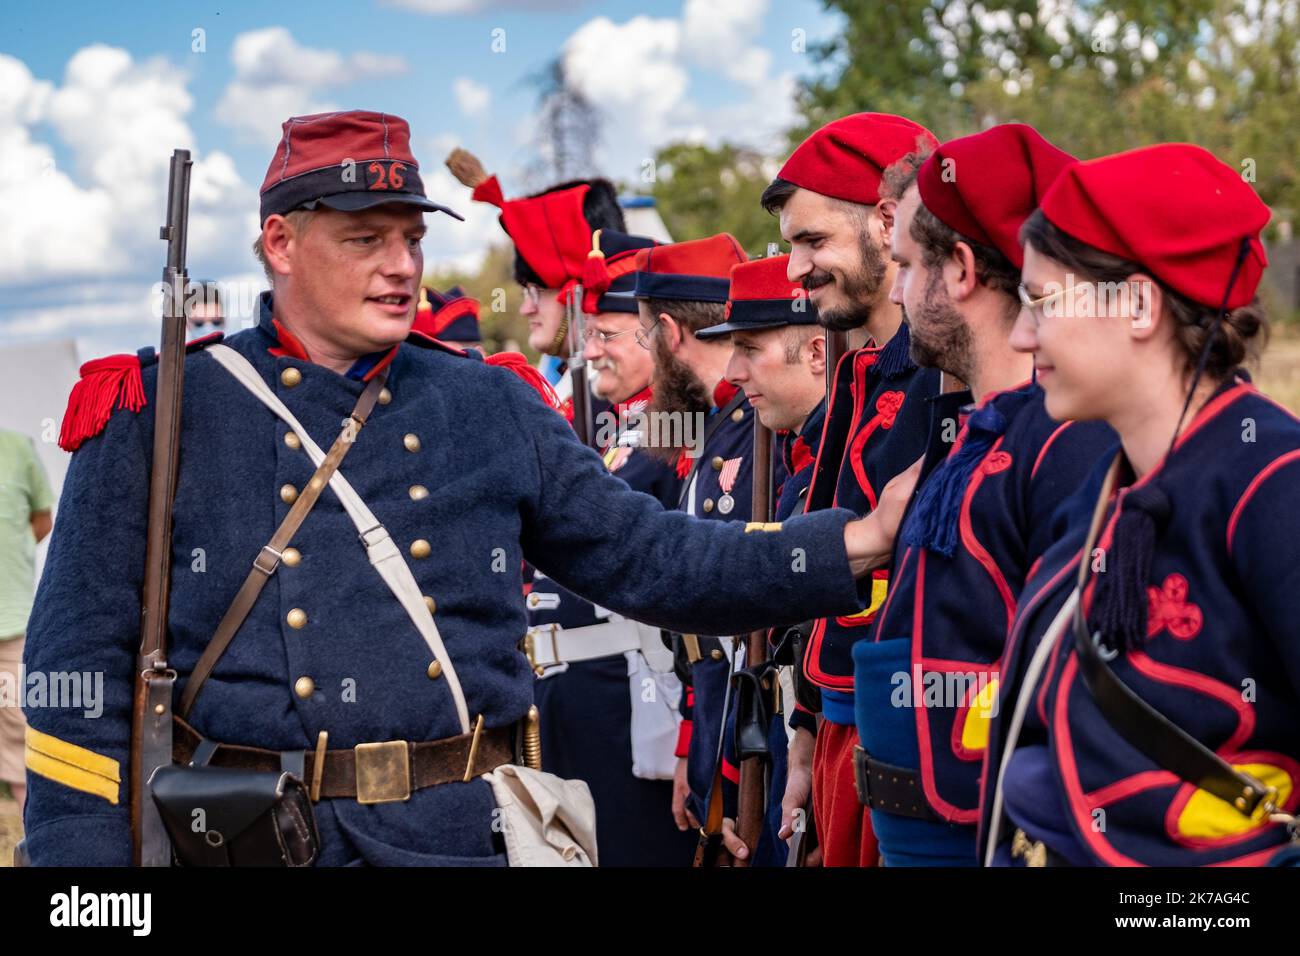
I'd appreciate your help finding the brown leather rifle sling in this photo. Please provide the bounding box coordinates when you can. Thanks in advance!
[177,372,387,719]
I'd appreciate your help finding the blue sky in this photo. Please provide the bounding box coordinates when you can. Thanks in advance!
[0,0,842,357]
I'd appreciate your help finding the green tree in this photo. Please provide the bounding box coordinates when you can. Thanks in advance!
[796,0,1298,224]
[650,143,788,256]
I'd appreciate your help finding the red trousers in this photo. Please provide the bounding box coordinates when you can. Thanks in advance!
[812,720,880,867]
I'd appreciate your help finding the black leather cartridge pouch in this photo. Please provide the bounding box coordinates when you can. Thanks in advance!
[149,740,319,867]
[733,663,777,761]
[772,621,821,714]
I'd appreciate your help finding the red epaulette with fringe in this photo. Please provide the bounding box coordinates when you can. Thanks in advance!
[484,352,565,415]
[58,332,224,452]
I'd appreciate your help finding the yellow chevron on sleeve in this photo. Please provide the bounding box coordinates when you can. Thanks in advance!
[744,522,783,533]
[24,726,121,805]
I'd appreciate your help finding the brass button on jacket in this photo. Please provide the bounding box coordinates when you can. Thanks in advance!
[378,387,392,405]
[409,485,429,501]
[711,456,725,471]
[283,431,301,450]
[403,433,421,453]
[280,484,298,504]
[294,677,315,699]
[410,539,431,559]
[426,660,443,680]
[702,499,714,513]
[281,547,301,567]
[731,407,744,423]
[280,367,302,388]
[287,608,307,629]
[424,595,437,614]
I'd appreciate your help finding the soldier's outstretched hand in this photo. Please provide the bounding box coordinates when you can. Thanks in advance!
[446,148,489,189]
[843,455,924,577]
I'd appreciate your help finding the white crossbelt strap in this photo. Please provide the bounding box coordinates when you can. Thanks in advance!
[206,344,472,735]
[982,587,1079,866]
[525,619,664,670]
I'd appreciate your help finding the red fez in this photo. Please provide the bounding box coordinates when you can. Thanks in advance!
[696,255,817,340]
[778,113,937,206]
[917,124,1075,269]
[413,286,481,343]
[471,175,592,290]
[259,111,462,224]
[1038,144,1270,309]
[633,234,748,302]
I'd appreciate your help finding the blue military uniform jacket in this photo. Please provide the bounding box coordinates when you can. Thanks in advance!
[719,399,826,864]
[856,382,1114,834]
[21,293,867,866]
[978,378,1300,866]
[678,386,767,825]
[801,324,941,713]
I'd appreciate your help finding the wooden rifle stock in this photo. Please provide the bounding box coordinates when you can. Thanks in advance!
[733,420,775,866]
[130,148,191,866]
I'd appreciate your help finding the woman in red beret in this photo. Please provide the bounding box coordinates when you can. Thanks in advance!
[980,143,1300,866]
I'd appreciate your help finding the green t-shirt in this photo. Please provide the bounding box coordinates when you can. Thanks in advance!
[0,429,55,637]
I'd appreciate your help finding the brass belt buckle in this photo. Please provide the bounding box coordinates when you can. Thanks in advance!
[354,740,411,804]
[523,624,561,676]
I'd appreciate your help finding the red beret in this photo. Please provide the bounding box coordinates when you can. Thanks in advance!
[917,124,1075,269]
[779,113,938,205]
[259,111,462,224]
[471,175,592,290]
[1038,144,1270,309]
[633,234,748,302]
[696,255,816,340]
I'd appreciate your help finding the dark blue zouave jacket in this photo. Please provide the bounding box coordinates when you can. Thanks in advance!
[978,379,1300,866]
[800,326,941,725]
[854,382,1113,864]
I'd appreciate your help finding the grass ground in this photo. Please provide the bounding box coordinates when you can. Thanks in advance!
[1256,323,1300,412]
[0,785,19,867]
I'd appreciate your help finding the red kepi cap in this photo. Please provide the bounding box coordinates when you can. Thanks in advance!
[259,110,463,224]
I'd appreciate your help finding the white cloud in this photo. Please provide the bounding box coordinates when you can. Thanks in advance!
[682,0,772,88]
[558,5,792,181]
[215,27,409,146]
[0,47,252,289]
[453,77,491,118]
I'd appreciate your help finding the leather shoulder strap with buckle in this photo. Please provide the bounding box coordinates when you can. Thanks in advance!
[1071,457,1287,824]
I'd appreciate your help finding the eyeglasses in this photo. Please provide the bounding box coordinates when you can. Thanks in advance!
[583,325,640,346]
[522,284,542,306]
[1017,282,1074,325]
[634,317,660,350]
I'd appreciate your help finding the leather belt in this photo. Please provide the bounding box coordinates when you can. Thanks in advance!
[524,619,666,671]
[852,745,939,820]
[172,717,513,804]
